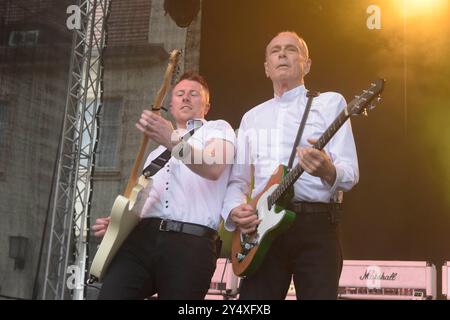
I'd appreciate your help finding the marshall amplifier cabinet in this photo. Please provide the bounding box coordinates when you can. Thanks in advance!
[205,258,240,300]
[338,260,436,300]
[442,261,450,299]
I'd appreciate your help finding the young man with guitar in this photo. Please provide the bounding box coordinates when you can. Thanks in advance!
[222,31,360,299]
[93,72,235,299]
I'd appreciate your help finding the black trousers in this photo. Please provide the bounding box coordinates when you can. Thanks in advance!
[239,210,343,300]
[98,218,219,300]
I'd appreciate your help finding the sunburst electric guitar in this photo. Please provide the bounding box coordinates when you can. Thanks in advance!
[231,79,385,277]
[89,49,181,282]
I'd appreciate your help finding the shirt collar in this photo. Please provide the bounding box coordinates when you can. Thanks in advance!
[174,119,205,142]
[274,85,306,103]
[186,118,206,131]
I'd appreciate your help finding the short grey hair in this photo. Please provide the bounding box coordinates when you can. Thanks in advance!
[266,31,309,60]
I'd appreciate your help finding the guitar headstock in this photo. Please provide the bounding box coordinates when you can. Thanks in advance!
[171,65,182,87]
[169,49,182,64]
[167,49,182,84]
[346,78,385,116]
[152,49,182,112]
[169,49,183,86]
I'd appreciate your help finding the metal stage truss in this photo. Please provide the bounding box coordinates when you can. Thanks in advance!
[42,0,111,300]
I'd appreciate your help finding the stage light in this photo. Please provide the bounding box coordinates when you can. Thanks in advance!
[163,0,201,28]
[399,0,448,18]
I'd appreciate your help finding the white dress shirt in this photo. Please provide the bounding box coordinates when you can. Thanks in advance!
[222,85,359,231]
[140,119,236,230]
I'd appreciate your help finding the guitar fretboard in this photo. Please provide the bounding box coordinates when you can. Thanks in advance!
[267,109,349,208]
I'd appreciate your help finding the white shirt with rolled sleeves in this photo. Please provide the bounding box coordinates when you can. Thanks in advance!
[140,119,236,231]
[222,85,359,231]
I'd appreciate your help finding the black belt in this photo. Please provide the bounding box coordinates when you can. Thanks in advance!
[146,218,218,241]
[286,201,342,214]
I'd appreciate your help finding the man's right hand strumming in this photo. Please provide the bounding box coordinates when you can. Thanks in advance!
[230,204,260,234]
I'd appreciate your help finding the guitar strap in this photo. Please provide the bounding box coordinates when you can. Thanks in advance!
[142,120,203,178]
[287,90,319,170]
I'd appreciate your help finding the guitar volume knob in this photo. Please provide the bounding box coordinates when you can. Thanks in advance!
[237,253,246,262]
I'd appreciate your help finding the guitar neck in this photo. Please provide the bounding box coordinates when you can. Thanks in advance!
[124,135,149,198]
[123,98,167,197]
[268,108,350,207]
[123,74,172,198]
[122,50,181,198]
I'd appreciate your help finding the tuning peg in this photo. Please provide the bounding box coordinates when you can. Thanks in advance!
[377,96,382,103]
[362,108,368,116]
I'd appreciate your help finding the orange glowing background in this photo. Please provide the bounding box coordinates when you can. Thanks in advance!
[201,0,450,265]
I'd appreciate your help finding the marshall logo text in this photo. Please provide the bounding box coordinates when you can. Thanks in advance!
[359,270,398,281]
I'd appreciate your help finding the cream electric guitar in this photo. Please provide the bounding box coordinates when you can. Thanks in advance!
[231,79,385,277]
[89,50,181,282]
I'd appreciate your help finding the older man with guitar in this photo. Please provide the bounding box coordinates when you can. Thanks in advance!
[223,31,383,299]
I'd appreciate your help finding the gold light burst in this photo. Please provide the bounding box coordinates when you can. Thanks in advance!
[398,0,448,18]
